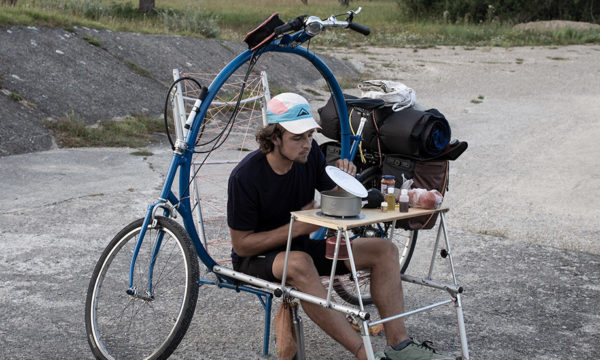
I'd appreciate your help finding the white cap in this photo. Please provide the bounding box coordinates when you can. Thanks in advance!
[266,93,321,134]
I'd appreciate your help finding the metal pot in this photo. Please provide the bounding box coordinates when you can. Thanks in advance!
[320,190,362,217]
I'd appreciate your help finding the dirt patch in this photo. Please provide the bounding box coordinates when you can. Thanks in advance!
[513,20,600,31]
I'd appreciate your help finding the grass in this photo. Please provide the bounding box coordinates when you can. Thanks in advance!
[124,61,153,78]
[82,34,102,47]
[44,112,172,148]
[1,0,598,47]
[8,92,23,101]
[475,228,507,238]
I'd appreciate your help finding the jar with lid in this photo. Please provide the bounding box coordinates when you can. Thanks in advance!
[381,175,396,196]
[385,187,396,211]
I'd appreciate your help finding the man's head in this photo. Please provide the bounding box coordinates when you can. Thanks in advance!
[256,93,321,154]
[266,93,321,134]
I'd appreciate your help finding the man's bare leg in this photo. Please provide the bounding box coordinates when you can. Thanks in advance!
[349,238,410,347]
[272,251,368,359]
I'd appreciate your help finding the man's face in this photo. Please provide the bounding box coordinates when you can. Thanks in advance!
[275,129,314,163]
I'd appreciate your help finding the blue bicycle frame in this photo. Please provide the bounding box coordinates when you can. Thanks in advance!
[129,30,361,292]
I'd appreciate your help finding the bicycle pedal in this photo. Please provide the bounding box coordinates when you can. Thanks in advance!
[347,315,384,335]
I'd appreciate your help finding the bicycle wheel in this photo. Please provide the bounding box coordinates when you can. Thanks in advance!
[333,229,418,306]
[85,216,199,360]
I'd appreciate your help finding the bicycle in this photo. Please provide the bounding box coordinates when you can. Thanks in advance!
[85,8,420,359]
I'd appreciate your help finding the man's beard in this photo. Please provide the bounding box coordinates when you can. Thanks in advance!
[278,147,309,164]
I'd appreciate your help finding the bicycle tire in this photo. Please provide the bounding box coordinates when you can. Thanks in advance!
[85,216,199,360]
[332,229,418,306]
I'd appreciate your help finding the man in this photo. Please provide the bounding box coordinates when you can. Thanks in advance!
[227,93,451,360]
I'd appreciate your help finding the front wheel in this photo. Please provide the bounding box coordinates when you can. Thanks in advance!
[332,229,418,306]
[85,216,199,360]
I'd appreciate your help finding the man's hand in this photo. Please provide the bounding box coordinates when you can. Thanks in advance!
[335,158,357,177]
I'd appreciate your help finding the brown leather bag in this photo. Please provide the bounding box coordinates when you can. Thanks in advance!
[274,301,297,360]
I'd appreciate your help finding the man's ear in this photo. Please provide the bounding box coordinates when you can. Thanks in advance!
[271,132,282,147]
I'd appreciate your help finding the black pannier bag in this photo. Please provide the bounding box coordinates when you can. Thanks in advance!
[317,94,393,153]
[318,95,450,159]
[318,94,466,231]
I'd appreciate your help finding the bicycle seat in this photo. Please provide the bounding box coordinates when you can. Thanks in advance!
[345,98,385,112]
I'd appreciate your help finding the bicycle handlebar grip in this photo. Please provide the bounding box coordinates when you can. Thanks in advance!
[274,15,306,35]
[348,22,370,36]
[274,22,294,35]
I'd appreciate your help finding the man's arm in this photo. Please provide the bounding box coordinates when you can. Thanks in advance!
[229,201,320,257]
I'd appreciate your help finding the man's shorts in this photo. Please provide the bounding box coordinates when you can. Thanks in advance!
[233,237,351,283]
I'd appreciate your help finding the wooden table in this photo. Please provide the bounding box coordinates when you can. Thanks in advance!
[291,207,448,231]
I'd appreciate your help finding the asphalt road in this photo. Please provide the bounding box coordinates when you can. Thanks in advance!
[1,44,599,359]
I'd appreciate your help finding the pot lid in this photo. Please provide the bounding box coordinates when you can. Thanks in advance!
[325,166,368,198]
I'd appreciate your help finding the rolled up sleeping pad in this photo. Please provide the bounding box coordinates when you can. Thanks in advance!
[378,108,451,158]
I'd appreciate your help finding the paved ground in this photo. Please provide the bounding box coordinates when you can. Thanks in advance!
[1,44,600,359]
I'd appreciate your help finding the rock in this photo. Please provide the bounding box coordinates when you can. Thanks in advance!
[0,26,359,156]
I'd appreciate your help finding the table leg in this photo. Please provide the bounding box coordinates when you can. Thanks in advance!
[359,319,376,360]
[325,229,343,307]
[455,293,470,359]
[280,214,295,290]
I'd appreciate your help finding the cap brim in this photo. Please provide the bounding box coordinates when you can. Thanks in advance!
[279,117,321,134]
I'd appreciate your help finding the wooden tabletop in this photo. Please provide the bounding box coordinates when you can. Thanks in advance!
[291,207,448,231]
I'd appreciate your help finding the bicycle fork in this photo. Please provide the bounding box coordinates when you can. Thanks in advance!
[126,163,183,299]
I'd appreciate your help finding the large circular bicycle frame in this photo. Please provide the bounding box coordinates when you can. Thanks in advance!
[154,40,356,283]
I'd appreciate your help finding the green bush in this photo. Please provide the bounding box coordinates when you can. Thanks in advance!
[396,0,600,24]
[158,7,220,38]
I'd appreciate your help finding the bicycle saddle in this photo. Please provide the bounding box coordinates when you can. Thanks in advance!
[345,98,385,112]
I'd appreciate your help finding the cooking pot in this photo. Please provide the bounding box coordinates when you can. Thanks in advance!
[320,190,362,217]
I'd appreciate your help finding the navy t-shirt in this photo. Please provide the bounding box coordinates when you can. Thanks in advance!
[227,141,335,263]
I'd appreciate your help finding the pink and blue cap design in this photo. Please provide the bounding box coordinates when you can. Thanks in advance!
[266,93,321,134]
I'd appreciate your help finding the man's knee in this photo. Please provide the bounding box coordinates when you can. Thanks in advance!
[356,237,399,265]
[284,252,319,284]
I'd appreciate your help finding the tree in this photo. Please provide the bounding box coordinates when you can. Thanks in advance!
[139,0,155,14]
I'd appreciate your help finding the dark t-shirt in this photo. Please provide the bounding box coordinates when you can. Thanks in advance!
[227,140,335,263]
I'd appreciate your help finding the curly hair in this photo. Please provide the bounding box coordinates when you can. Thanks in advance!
[256,123,284,154]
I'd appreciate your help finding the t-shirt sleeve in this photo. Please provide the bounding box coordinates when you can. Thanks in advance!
[227,171,259,231]
[313,141,336,192]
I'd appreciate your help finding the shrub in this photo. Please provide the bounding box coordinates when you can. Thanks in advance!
[396,0,600,24]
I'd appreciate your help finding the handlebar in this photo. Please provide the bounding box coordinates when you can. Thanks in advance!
[347,21,370,36]
[274,15,306,35]
[274,7,370,37]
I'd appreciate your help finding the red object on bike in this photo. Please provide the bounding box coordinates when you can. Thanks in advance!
[325,236,350,260]
[243,13,285,51]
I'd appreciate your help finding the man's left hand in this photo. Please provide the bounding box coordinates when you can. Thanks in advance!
[335,158,357,177]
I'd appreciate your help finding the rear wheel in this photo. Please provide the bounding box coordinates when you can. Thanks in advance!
[85,216,199,360]
[332,229,418,306]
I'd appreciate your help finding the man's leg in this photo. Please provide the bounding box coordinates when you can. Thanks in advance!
[272,251,368,360]
[349,237,410,347]
[350,238,454,360]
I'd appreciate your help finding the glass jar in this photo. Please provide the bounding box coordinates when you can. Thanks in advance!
[381,175,396,196]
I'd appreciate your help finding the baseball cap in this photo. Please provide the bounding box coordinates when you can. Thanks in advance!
[266,93,321,134]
